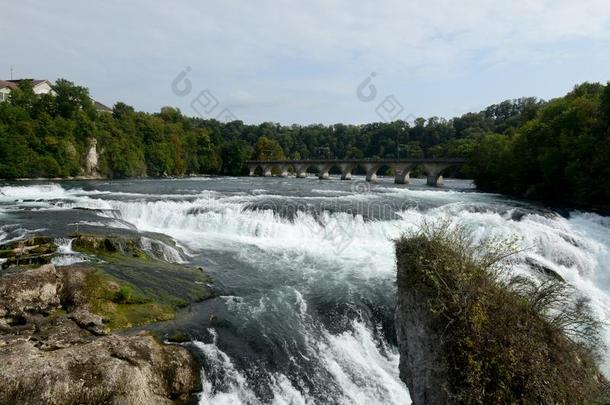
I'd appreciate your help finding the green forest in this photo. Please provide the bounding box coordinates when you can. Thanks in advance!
[0,79,609,209]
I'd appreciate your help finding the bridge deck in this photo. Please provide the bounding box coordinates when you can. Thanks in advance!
[246,158,467,164]
[245,158,467,186]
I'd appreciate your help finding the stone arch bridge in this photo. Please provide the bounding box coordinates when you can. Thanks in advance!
[246,158,467,186]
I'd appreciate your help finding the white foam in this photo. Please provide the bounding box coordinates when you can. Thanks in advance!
[103,196,610,374]
[318,321,410,405]
[194,319,410,405]
[51,238,88,266]
[70,190,610,358]
[193,331,262,405]
[311,189,351,195]
[138,237,186,263]
[0,184,68,200]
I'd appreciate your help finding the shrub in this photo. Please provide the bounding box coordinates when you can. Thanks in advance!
[114,285,133,304]
[395,221,608,404]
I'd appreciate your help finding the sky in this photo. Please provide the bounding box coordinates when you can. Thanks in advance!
[3,0,610,124]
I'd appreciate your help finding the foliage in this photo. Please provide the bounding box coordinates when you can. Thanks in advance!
[0,78,540,180]
[0,78,608,208]
[472,82,610,209]
[395,223,608,404]
[253,136,286,160]
[114,284,135,304]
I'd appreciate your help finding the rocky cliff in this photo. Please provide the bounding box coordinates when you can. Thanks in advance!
[84,137,100,177]
[0,263,202,404]
[394,227,608,404]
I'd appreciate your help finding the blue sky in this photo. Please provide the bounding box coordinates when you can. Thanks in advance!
[3,0,610,124]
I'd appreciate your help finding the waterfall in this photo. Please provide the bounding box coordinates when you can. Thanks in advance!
[1,180,609,403]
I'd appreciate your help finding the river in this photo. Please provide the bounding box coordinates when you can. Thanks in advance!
[1,176,609,404]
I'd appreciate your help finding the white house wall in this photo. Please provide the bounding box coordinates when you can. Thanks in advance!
[0,88,10,102]
[33,82,53,95]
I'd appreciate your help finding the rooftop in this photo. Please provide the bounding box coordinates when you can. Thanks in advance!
[0,79,51,90]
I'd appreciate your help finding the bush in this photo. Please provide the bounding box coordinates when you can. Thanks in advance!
[395,221,608,404]
[114,285,133,304]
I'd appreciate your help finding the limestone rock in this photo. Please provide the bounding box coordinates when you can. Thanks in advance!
[68,308,108,336]
[0,236,56,269]
[0,263,61,325]
[394,232,608,404]
[84,137,99,176]
[395,285,449,404]
[0,335,201,405]
[0,264,202,404]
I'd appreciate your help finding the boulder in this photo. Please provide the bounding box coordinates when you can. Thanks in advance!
[0,264,202,404]
[0,334,201,405]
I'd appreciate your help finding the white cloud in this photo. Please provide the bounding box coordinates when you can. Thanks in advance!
[2,0,610,123]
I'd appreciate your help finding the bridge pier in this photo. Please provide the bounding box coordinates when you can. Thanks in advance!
[277,164,289,177]
[423,163,450,186]
[248,165,256,176]
[428,175,444,186]
[362,163,380,182]
[339,164,354,180]
[394,164,414,184]
[262,165,273,177]
[317,164,331,180]
[294,164,308,178]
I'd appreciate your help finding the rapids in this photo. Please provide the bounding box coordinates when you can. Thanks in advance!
[1,176,609,404]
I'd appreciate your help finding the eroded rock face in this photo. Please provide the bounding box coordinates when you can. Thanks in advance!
[0,236,56,269]
[395,280,449,405]
[85,137,99,176]
[0,334,200,405]
[0,264,201,404]
[0,264,61,327]
[394,234,608,405]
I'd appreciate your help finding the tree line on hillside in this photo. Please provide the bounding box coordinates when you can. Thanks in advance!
[472,83,610,209]
[0,79,608,208]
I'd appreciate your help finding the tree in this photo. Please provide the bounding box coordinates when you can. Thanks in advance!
[53,79,95,119]
[7,79,36,114]
[253,136,286,160]
[600,82,610,134]
[220,140,252,175]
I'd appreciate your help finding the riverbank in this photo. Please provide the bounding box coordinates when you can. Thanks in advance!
[0,233,215,404]
[0,173,216,183]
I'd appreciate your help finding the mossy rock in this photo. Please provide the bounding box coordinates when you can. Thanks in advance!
[82,270,176,330]
[68,233,214,330]
[72,234,149,260]
[0,236,56,269]
[71,233,213,304]
[395,227,609,405]
[166,329,191,343]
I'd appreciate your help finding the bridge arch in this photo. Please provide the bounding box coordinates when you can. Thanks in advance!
[246,158,468,185]
[421,162,463,186]
[392,164,415,184]
[248,163,273,177]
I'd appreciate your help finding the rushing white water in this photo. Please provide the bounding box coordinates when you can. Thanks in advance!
[1,179,610,403]
[138,236,187,263]
[51,238,88,266]
[0,224,35,245]
[194,291,409,405]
